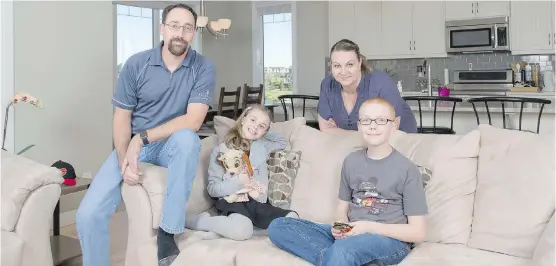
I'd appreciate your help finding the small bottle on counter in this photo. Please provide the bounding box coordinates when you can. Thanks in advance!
[397,80,403,93]
[525,64,532,83]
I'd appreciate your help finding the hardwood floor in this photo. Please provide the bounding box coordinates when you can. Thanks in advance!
[58,209,128,266]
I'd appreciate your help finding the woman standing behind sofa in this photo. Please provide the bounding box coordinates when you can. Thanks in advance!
[318,39,418,133]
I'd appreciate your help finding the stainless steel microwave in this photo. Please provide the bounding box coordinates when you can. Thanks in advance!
[446,17,510,53]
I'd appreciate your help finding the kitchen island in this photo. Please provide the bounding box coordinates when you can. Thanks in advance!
[401,91,556,136]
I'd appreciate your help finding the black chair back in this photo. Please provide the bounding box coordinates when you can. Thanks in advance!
[467,96,552,134]
[277,94,319,128]
[402,96,463,134]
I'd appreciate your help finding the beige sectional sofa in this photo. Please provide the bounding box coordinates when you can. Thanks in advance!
[1,150,63,266]
[121,117,555,266]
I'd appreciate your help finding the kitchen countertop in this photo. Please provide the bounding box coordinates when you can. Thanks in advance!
[400,91,555,114]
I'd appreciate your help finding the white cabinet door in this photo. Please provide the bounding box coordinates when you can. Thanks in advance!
[380,1,413,58]
[353,1,381,58]
[445,1,475,20]
[510,1,555,55]
[412,1,446,57]
[328,1,355,49]
[475,1,510,18]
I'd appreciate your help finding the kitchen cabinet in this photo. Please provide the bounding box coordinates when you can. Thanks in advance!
[328,1,355,49]
[353,1,382,58]
[445,1,510,21]
[380,2,413,58]
[328,1,446,60]
[380,1,446,59]
[510,1,555,55]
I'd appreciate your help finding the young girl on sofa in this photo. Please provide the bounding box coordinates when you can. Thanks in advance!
[186,104,298,240]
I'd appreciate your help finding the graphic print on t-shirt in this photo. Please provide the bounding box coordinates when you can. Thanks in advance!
[352,177,390,215]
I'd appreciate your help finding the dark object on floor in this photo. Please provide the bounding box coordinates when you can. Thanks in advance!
[51,160,77,186]
[157,228,179,266]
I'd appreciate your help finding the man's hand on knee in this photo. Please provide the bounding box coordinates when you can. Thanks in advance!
[122,165,142,185]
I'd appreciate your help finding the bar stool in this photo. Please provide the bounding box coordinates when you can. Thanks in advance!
[277,94,320,129]
[403,96,463,134]
[467,96,552,134]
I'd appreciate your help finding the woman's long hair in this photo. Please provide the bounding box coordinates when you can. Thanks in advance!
[224,104,273,153]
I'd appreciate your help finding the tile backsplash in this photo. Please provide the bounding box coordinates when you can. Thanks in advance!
[369,52,555,92]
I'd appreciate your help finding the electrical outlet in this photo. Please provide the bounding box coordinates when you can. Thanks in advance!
[468,63,473,70]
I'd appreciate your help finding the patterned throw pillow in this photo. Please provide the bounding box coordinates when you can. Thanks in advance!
[418,165,432,189]
[267,150,302,209]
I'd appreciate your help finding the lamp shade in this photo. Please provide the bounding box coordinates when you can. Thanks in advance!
[218,19,231,30]
[210,20,222,32]
[197,16,208,27]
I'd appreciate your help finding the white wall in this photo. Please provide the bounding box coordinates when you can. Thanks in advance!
[13,1,115,225]
[203,1,253,104]
[1,0,15,152]
[295,1,328,97]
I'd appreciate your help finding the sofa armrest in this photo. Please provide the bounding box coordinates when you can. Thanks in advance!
[121,183,156,266]
[15,184,61,266]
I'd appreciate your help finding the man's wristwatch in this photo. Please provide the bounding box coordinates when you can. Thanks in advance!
[139,131,149,145]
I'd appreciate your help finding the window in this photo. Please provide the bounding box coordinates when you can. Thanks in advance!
[115,4,202,77]
[116,4,154,76]
[262,12,293,104]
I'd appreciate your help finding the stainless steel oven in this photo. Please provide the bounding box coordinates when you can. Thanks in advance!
[452,69,513,95]
[446,17,510,53]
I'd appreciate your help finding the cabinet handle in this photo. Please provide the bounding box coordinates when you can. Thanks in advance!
[553,33,555,46]
[471,2,474,13]
[550,33,552,45]
[413,40,416,50]
[409,41,412,50]
[476,2,479,13]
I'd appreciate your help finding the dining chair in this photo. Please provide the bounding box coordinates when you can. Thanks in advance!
[217,86,241,119]
[403,96,463,134]
[241,83,264,109]
[466,96,552,134]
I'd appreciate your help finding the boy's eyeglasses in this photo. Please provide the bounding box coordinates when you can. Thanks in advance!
[358,118,394,126]
[165,23,195,33]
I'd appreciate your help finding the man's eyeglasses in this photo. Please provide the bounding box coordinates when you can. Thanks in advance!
[165,22,195,33]
[358,118,394,126]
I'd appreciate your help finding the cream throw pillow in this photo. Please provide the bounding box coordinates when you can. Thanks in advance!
[389,129,481,245]
[468,125,555,258]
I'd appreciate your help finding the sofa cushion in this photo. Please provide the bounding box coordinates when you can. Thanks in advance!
[468,125,555,258]
[267,149,302,209]
[140,135,219,230]
[532,213,555,266]
[398,243,530,266]
[1,151,63,231]
[213,116,306,146]
[288,127,366,223]
[389,129,481,245]
[1,230,23,266]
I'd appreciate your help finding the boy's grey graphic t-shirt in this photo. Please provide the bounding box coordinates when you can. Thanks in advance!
[339,149,428,224]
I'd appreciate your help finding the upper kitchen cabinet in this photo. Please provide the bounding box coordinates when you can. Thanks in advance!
[412,1,447,58]
[328,1,355,49]
[380,1,446,59]
[380,1,413,58]
[353,1,382,58]
[510,1,555,55]
[445,1,510,21]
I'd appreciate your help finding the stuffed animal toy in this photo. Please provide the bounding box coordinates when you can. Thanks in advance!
[216,149,266,203]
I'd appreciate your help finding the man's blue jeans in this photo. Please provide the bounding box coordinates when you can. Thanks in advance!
[76,129,201,266]
[268,217,410,266]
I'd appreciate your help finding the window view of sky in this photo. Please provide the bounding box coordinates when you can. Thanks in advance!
[263,13,292,68]
[116,5,153,68]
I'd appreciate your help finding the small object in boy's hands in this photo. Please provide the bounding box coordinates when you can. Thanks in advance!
[333,222,353,233]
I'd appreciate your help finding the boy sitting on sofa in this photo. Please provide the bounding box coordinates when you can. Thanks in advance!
[268,97,428,266]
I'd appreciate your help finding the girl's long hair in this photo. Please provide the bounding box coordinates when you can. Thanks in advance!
[224,104,273,153]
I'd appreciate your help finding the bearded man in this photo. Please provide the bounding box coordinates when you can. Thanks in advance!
[76,4,215,266]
